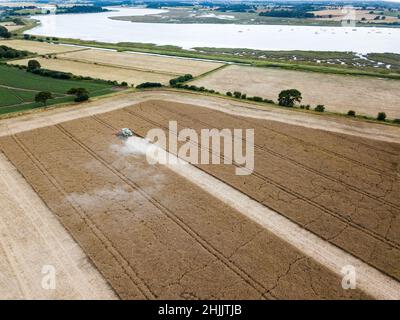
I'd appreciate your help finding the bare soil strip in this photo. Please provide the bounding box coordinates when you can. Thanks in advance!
[0,153,117,299]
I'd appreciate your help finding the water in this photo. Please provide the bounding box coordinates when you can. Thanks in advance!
[27,7,400,53]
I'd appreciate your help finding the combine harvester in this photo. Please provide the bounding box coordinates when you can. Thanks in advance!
[116,128,133,138]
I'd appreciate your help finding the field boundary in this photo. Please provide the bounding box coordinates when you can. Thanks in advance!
[55,55,183,77]
[0,89,399,142]
[21,37,400,80]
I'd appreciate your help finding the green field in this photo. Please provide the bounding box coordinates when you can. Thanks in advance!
[0,87,37,106]
[0,64,115,115]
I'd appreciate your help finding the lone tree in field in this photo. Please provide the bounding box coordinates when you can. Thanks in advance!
[377,112,386,121]
[0,26,11,39]
[27,59,41,71]
[67,87,89,102]
[278,89,302,107]
[35,91,52,106]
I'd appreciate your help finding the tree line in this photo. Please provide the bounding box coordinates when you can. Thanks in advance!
[0,45,30,59]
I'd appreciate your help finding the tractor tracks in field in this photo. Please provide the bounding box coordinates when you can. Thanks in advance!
[143,103,400,212]
[11,134,156,300]
[154,101,398,178]
[55,120,276,300]
[119,108,400,256]
[93,112,400,294]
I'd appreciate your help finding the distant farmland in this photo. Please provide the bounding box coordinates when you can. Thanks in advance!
[0,39,83,55]
[56,49,224,77]
[0,64,115,115]
[191,65,400,119]
[9,57,174,86]
[6,40,224,86]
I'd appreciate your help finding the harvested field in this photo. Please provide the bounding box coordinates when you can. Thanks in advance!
[9,57,173,85]
[0,117,370,300]
[0,40,83,55]
[96,100,400,283]
[57,49,224,77]
[191,65,400,119]
[0,94,399,299]
[7,43,224,86]
[0,153,116,299]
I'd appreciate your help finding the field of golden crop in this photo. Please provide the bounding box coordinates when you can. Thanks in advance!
[191,65,400,119]
[9,57,173,85]
[57,49,224,77]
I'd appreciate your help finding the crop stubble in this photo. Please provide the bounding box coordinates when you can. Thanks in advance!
[0,102,377,299]
[101,100,400,282]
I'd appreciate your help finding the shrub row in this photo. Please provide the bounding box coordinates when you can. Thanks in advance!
[173,83,219,94]
[173,84,400,124]
[169,74,193,86]
[136,82,163,89]
[30,67,73,80]
[0,45,30,59]
[20,61,127,86]
[347,110,396,122]
[226,91,274,104]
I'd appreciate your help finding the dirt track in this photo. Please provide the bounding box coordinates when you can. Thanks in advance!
[0,91,399,299]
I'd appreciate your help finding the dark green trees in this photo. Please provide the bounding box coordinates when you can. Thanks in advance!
[27,59,41,71]
[278,89,302,107]
[35,91,52,105]
[0,26,11,39]
[67,88,89,102]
